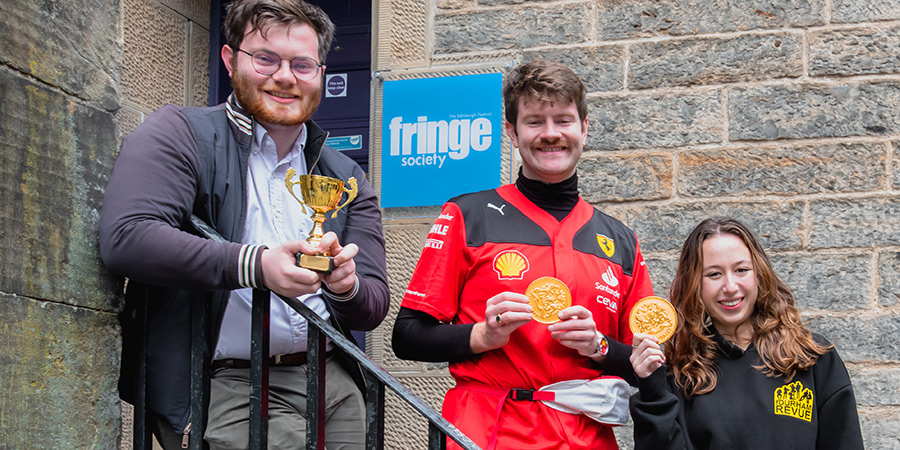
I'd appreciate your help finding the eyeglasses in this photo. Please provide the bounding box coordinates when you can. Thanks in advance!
[238,49,322,81]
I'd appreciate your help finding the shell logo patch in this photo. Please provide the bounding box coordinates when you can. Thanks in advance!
[597,234,615,258]
[773,381,813,422]
[493,250,529,280]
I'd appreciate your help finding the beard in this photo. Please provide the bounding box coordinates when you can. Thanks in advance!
[232,70,322,127]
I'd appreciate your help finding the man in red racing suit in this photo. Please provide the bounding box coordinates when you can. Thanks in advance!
[392,60,654,450]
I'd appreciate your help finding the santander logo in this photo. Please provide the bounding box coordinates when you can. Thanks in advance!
[601,266,619,287]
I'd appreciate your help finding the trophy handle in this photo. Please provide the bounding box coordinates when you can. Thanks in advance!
[284,168,309,214]
[330,177,358,218]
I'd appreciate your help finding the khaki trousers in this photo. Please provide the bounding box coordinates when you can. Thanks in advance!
[205,356,365,450]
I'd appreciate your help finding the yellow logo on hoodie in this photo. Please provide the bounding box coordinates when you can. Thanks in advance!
[773,381,813,422]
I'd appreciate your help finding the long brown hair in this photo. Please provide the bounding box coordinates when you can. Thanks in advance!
[668,216,830,397]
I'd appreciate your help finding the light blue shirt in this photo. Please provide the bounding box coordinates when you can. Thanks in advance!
[214,122,331,359]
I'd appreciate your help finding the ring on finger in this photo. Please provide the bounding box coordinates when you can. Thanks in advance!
[496,314,503,325]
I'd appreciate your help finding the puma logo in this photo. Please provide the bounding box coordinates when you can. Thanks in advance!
[487,203,506,215]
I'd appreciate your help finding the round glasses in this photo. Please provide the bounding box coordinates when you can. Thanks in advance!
[238,49,322,81]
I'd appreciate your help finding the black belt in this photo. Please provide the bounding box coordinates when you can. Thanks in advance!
[212,351,332,370]
[509,388,555,402]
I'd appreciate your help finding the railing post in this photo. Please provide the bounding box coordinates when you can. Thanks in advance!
[277,293,479,450]
[306,326,326,449]
[428,423,448,450]
[188,297,210,449]
[365,371,385,450]
[249,289,270,449]
[134,293,152,450]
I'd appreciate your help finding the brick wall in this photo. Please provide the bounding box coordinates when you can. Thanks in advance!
[373,0,900,448]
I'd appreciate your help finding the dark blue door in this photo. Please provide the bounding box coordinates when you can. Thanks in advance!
[209,0,373,172]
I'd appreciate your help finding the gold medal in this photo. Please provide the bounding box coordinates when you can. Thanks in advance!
[629,296,678,343]
[526,277,572,324]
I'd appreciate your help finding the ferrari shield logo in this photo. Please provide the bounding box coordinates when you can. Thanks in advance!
[597,234,615,258]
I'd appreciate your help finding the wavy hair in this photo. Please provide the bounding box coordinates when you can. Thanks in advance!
[503,60,588,125]
[667,216,830,397]
[224,0,335,64]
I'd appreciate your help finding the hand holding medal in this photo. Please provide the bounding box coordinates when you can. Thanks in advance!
[525,277,572,324]
[629,296,678,344]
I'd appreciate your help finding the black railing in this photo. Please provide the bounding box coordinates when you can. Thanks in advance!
[129,218,479,449]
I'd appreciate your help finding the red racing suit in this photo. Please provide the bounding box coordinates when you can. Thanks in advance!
[401,184,654,449]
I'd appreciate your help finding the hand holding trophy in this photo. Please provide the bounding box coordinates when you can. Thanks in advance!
[285,168,358,273]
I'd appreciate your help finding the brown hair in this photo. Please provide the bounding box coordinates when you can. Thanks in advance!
[224,0,335,64]
[502,60,587,125]
[668,216,831,397]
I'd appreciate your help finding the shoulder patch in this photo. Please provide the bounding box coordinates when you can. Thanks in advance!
[451,189,550,247]
[573,211,639,276]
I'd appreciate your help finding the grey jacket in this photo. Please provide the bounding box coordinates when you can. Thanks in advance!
[99,95,389,432]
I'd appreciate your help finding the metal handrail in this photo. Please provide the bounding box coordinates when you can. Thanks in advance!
[133,288,478,449]
[273,292,479,450]
[130,214,478,448]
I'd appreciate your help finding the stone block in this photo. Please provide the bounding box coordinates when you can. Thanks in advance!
[629,32,802,89]
[159,0,210,26]
[0,71,122,311]
[643,256,678,298]
[833,0,900,23]
[616,201,804,252]
[434,3,591,54]
[123,0,187,110]
[849,367,900,406]
[859,409,900,449]
[381,222,430,370]
[806,314,900,362]
[390,0,427,66]
[810,197,900,248]
[578,153,673,202]
[0,0,121,111]
[523,45,625,93]
[113,104,147,145]
[587,91,723,150]
[895,141,900,189]
[596,0,823,40]
[385,374,455,449]
[678,143,887,197]
[0,294,121,448]
[615,422,635,450]
[478,0,528,5]
[770,253,871,311]
[436,0,472,9]
[189,22,211,107]
[729,82,900,141]
[879,252,900,307]
[809,25,900,77]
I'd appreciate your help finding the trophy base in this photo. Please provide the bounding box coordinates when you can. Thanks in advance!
[296,253,334,274]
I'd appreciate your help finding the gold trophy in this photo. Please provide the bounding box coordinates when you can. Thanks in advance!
[285,168,358,273]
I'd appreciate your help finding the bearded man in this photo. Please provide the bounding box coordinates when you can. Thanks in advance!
[99,1,388,448]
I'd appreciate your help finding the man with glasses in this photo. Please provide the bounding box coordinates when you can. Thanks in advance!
[99,1,388,448]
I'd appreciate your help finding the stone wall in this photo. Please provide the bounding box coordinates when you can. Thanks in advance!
[0,0,123,447]
[0,0,209,447]
[371,0,900,449]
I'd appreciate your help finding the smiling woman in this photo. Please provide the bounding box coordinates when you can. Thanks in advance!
[628,216,864,450]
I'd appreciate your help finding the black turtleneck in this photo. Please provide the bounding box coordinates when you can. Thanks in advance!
[515,169,580,221]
